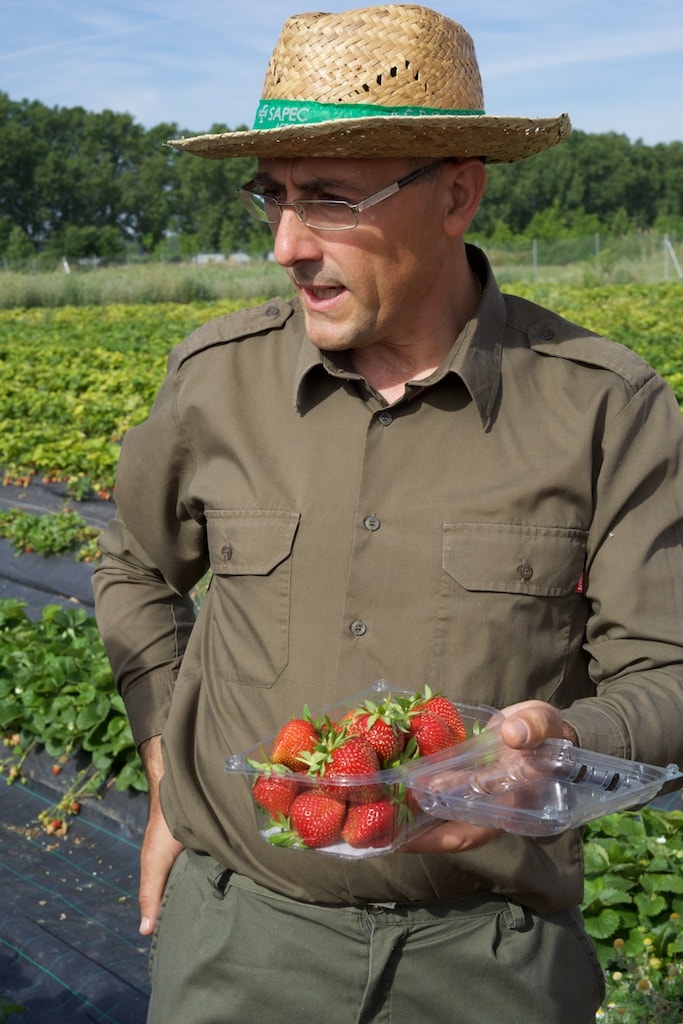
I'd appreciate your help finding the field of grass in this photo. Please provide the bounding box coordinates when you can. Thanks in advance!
[0,260,290,309]
[2,230,680,309]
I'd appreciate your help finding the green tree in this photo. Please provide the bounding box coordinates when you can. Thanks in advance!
[4,224,34,264]
[124,122,181,253]
[1,91,681,258]
[173,129,261,254]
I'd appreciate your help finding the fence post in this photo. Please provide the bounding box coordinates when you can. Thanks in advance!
[663,234,683,281]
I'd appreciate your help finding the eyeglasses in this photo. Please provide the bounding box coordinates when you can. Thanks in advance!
[237,160,445,231]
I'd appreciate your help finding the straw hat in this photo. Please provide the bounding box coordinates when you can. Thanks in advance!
[169,4,570,163]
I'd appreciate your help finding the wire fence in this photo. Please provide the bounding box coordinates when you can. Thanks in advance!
[477,231,683,286]
[464,228,679,284]
[1,231,681,309]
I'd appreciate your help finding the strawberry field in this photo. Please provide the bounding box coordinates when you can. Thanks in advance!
[1,284,682,1020]
[0,299,250,495]
[0,283,681,493]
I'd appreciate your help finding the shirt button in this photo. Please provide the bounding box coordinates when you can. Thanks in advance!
[377,411,393,426]
[517,560,533,581]
[221,544,233,561]
[350,619,367,637]
[264,305,280,317]
[363,515,380,532]
[538,327,555,341]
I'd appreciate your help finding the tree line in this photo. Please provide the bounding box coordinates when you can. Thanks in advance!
[1,91,682,267]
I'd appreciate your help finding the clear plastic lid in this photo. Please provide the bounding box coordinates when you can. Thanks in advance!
[407,730,681,836]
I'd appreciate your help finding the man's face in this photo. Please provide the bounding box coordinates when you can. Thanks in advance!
[255,157,452,354]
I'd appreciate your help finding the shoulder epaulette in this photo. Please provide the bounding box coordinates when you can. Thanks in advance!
[506,295,655,393]
[167,297,295,373]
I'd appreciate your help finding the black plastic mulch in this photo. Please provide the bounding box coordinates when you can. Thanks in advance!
[1,479,150,1021]
[0,770,149,1023]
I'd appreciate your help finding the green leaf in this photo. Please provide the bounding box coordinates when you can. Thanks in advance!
[634,892,668,918]
[583,907,622,940]
[641,872,683,894]
[591,886,634,907]
[583,840,611,873]
[75,697,110,731]
[114,761,147,792]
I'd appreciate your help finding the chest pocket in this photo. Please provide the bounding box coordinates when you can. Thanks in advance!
[207,510,300,577]
[443,523,586,596]
[205,510,300,687]
[435,523,589,705]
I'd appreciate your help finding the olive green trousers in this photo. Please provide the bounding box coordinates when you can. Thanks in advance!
[146,851,604,1024]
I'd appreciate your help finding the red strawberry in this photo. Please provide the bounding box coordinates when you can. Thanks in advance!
[271,717,320,772]
[409,710,460,757]
[323,735,383,803]
[289,789,346,848]
[341,797,398,848]
[343,712,407,763]
[414,695,467,744]
[253,773,300,819]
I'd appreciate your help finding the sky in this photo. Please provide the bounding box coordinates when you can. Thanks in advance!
[3,0,683,145]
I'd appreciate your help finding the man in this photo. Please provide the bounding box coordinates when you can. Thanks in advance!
[93,6,683,1023]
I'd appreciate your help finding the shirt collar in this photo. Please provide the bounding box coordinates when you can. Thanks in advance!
[294,244,505,428]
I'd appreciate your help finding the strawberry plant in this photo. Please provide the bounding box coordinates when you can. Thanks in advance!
[0,599,146,834]
[583,808,683,966]
[597,933,683,1022]
[0,507,100,559]
[584,807,683,1022]
[0,300,263,494]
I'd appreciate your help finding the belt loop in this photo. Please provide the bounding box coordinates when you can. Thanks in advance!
[208,866,233,900]
[503,897,528,931]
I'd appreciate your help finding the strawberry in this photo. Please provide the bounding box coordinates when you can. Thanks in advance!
[289,789,346,848]
[270,716,320,772]
[409,710,460,757]
[322,734,383,803]
[414,695,467,744]
[343,711,407,763]
[341,797,398,848]
[253,773,300,819]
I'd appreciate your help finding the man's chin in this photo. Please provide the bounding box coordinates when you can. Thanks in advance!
[302,310,348,352]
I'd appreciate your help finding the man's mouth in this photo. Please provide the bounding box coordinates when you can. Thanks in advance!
[306,284,345,300]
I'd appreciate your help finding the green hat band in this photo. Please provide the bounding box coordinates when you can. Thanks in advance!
[253,98,485,130]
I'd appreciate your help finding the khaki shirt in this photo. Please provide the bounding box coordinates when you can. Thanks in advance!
[93,247,683,913]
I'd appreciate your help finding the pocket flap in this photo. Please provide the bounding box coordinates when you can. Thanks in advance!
[443,523,586,596]
[206,510,300,576]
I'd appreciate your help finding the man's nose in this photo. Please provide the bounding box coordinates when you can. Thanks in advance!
[271,206,323,268]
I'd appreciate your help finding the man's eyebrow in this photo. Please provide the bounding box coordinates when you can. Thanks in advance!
[248,171,360,195]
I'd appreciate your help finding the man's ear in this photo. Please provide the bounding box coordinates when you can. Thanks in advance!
[443,159,488,237]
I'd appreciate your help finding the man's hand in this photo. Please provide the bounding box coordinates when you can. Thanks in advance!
[138,735,185,936]
[401,699,575,854]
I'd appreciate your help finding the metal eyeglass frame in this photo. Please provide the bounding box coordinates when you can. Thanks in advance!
[236,159,446,231]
